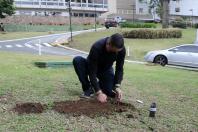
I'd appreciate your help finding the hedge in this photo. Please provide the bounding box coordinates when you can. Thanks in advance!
[122,29,182,39]
[120,22,156,28]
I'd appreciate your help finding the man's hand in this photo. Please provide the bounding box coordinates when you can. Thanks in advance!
[115,88,122,102]
[96,90,107,103]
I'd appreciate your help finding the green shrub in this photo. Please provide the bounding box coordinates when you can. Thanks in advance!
[172,21,187,28]
[175,17,184,22]
[122,29,182,39]
[171,17,187,29]
[120,22,156,28]
[194,23,198,28]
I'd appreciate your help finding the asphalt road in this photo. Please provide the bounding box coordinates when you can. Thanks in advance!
[0,29,101,57]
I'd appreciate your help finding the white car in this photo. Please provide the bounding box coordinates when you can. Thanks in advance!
[144,44,198,68]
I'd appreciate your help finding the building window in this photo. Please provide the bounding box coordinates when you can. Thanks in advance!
[139,8,143,14]
[85,13,89,17]
[127,10,133,14]
[74,13,78,17]
[124,10,127,14]
[172,0,180,2]
[19,10,32,15]
[88,0,93,3]
[117,10,120,14]
[122,10,124,14]
[175,7,180,12]
[94,0,102,4]
[79,13,83,17]
[90,14,95,17]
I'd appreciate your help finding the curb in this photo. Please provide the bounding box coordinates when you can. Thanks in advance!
[57,44,89,55]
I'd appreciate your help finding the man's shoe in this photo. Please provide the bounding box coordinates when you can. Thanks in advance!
[80,88,94,99]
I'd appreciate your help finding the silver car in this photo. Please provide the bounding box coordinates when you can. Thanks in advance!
[144,44,198,68]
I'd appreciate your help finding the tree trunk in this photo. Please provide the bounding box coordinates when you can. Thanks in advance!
[162,0,169,28]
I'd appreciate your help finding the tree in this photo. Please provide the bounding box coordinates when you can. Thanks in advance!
[149,0,162,18]
[0,0,15,18]
[161,0,170,28]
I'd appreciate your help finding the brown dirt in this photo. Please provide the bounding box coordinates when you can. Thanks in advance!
[13,103,46,114]
[12,99,137,117]
[53,99,137,117]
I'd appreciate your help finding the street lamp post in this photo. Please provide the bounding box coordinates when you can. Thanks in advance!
[189,9,193,27]
[94,5,97,32]
[67,0,73,41]
[94,0,97,32]
[131,5,136,23]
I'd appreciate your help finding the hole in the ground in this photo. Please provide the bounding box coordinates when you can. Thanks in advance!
[12,103,46,114]
[53,99,137,117]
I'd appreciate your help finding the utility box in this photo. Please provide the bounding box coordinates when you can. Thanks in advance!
[34,61,73,68]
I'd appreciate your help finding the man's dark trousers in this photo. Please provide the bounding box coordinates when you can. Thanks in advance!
[73,56,115,97]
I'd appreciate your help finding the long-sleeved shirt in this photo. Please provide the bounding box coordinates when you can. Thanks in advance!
[87,37,126,92]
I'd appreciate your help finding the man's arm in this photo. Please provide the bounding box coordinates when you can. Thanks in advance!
[114,48,126,89]
[87,47,100,93]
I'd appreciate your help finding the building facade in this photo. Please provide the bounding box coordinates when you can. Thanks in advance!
[102,0,152,21]
[14,0,108,17]
[169,0,198,24]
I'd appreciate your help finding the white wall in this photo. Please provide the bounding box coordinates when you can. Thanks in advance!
[108,0,117,14]
[170,0,198,17]
[100,0,116,18]
[136,0,149,15]
[14,0,108,12]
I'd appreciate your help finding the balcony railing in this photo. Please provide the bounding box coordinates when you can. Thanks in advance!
[14,0,108,11]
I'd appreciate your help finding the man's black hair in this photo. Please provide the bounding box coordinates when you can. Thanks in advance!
[109,33,124,49]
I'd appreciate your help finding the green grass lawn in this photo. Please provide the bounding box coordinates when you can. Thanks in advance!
[3,24,102,32]
[0,24,102,41]
[0,52,197,131]
[68,28,196,61]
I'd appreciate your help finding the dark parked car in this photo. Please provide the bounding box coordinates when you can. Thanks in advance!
[104,18,118,29]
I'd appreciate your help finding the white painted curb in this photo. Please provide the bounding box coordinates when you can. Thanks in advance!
[57,44,89,55]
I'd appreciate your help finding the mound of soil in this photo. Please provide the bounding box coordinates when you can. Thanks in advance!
[53,99,137,117]
[13,103,45,114]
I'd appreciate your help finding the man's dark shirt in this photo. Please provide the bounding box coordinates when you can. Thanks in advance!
[87,37,126,92]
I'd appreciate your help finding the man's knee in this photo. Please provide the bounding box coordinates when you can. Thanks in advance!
[73,56,84,66]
